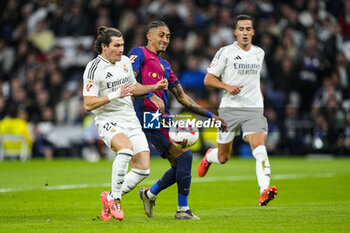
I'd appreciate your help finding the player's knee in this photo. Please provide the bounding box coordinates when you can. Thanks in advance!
[134,164,150,170]
[176,150,193,163]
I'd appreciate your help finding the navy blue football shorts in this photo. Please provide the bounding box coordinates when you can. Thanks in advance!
[144,127,171,158]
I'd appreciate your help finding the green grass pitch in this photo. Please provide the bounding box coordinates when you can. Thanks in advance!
[0,157,349,233]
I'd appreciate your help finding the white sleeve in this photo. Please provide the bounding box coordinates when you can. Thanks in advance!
[83,60,100,97]
[207,47,227,78]
[260,49,265,66]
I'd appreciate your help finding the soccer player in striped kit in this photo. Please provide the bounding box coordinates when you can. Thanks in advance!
[197,15,278,207]
[129,21,227,219]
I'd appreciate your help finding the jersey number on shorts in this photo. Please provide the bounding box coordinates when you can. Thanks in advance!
[103,122,117,131]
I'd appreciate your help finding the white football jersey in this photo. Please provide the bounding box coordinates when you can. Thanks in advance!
[207,42,265,108]
[83,55,139,125]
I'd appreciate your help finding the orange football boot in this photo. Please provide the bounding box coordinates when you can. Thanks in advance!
[197,148,213,177]
[100,192,111,221]
[109,198,124,220]
[259,186,278,207]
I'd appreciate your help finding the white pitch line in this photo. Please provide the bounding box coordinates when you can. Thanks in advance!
[0,173,334,193]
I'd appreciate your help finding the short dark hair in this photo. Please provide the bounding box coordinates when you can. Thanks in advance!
[94,26,123,54]
[146,21,168,34]
[234,15,254,28]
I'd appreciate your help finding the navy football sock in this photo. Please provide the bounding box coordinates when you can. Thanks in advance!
[176,150,193,206]
[149,166,176,196]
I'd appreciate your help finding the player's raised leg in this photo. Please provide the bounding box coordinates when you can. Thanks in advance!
[259,186,278,207]
[121,137,150,196]
[198,141,233,177]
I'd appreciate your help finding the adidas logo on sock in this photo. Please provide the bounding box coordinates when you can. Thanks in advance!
[234,55,242,60]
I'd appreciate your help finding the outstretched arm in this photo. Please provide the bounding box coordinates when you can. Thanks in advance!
[131,71,167,112]
[84,83,135,112]
[171,83,208,116]
[132,79,168,97]
[170,83,227,131]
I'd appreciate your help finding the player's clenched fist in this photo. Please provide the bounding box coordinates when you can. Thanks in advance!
[225,85,243,95]
[107,83,136,100]
[155,78,168,91]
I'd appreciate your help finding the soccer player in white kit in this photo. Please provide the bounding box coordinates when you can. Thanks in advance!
[83,26,167,220]
[197,15,278,206]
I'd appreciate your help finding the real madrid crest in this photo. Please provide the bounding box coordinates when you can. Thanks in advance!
[255,54,260,62]
[123,64,128,73]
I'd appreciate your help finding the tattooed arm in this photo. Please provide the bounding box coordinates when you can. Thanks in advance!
[170,83,227,131]
[171,84,207,116]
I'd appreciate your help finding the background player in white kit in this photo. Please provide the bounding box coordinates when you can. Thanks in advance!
[197,15,278,207]
[83,26,167,220]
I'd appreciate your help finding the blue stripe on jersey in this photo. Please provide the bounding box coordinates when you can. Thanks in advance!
[161,90,168,112]
[130,47,174,124]
[168,79,179,90]
[134,97,145,124]
[158,58,172,113]
[160,59,179,90]
[129,47,145,75]
[160,59,170,79]
[129,47,146,124]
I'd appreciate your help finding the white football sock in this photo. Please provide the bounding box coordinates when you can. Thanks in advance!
[177,206,190,211]
[121,168,150,195]
[111,149,133,200]
[252,145,270,194]
[205,148,221,164]
[146,189,157,200]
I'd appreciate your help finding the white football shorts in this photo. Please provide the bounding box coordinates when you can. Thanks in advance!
[96,120,149,155]
[217,107,268,144]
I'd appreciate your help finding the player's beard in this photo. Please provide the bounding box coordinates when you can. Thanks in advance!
[158,43,168,52]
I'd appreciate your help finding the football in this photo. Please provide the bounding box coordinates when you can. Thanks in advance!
[169,120,199,148]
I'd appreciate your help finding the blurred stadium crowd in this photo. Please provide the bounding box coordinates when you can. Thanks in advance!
[1,0,350,159]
